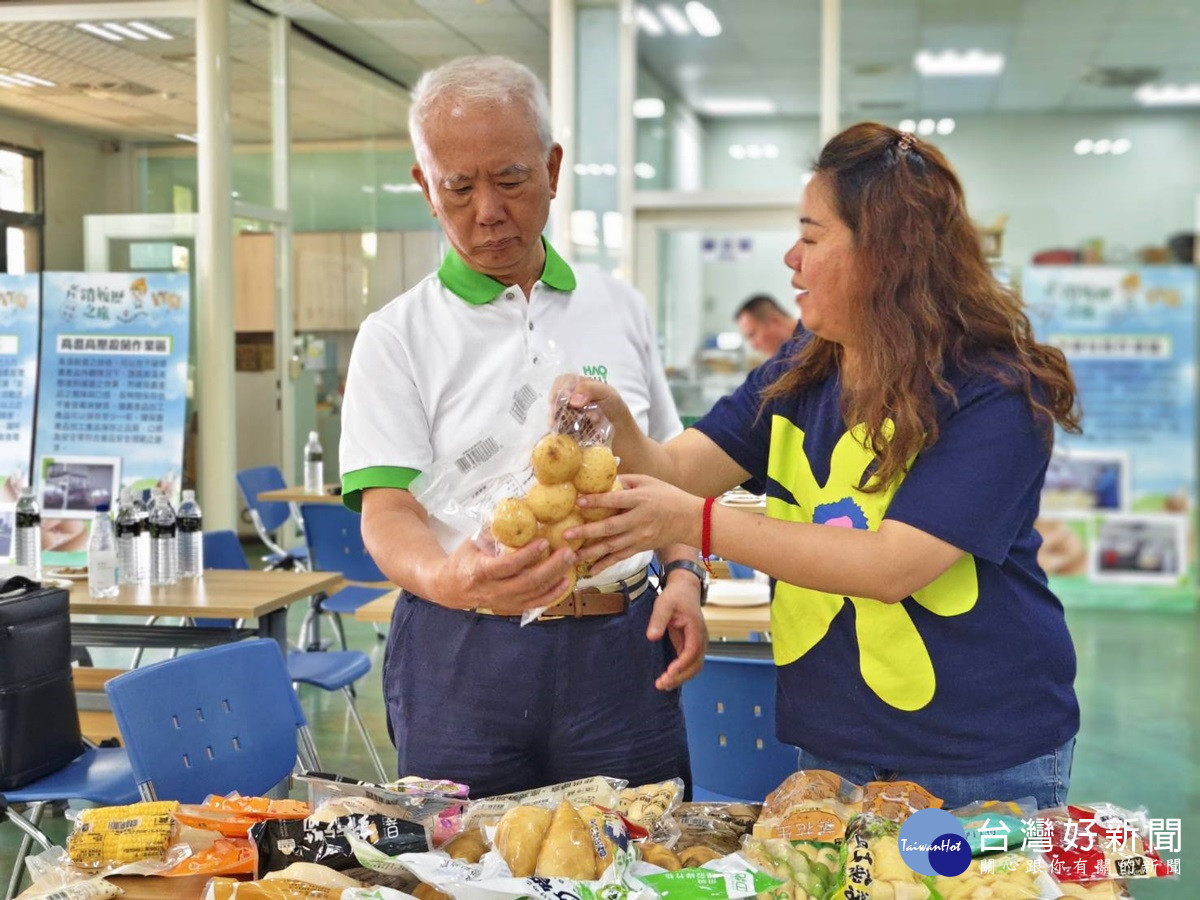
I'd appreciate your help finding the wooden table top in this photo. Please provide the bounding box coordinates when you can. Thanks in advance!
[66,569,342,619]
[257,484,343,504]
[354,587,771,641]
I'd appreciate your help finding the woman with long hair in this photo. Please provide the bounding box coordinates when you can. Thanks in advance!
[565,122,1082,808]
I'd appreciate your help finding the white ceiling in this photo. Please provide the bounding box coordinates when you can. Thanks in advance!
[639,0,1200,118]
[0,0,1194,146]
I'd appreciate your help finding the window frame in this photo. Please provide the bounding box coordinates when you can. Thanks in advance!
[0,141,45,274]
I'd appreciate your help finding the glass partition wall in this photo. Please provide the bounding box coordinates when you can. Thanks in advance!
[631,0,1200,419]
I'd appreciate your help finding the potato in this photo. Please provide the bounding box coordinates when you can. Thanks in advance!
[526,482,578,523]
[492,498,538,548]
[573,445,618,494]
[542,511,585,551]
[532,434,583,484]
[579,476,624,522]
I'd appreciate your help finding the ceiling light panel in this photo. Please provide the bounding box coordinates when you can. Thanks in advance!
[635,6,665,37]
[914,49,1005,77]
[129,21,175,40]
[684,2,722,38]
[657,4,692,36]
[1134,83,1200,106]
[76,22,124,41]
[104,23,150,41]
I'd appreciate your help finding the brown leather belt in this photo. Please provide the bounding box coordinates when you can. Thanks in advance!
[478,567,651,620]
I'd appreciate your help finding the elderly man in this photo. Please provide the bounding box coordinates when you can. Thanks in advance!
[734,293,799,357]
[340,56,706,798]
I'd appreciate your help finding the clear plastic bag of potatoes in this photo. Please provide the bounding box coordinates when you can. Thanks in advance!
[411,358,621,626]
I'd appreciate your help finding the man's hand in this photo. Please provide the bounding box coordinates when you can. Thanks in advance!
[647,571,708,691]
[431,537,577,615]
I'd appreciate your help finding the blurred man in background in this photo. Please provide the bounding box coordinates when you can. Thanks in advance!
[734,293,798,357]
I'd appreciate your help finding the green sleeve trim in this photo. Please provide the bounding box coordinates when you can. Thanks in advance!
[341,465,422,512]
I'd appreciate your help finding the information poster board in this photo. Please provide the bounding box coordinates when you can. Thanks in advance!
[1023,265,1197,610]
[0,274,40,561]
[33,272,190,565]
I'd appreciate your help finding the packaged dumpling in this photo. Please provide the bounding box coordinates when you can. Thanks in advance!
[494,805,553,878]
[534,801,596,880]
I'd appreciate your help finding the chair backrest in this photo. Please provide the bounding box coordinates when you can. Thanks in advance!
[203,530,252,571]
[300,503,386,582]
[236,466,292,533]
[681,655,797,802]
[105,639,308,803]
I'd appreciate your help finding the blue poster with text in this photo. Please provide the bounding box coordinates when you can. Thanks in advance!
[0,273,40,561]
[33,272,190,563]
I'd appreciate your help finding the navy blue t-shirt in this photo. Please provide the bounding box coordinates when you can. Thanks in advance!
[694,348,1079,773]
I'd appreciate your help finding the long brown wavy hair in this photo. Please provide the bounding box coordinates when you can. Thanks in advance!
[764,122,1080,491]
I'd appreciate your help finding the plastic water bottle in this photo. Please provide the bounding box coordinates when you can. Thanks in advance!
[15,487,41,578]
[177,489,203,578]
[88,504,119,598]
[133,492,151,582]
[149,490,178,586]
[115,489,142,585]
[304,431,324,493]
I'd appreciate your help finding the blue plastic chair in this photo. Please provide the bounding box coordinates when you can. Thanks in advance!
[299,503,391,650]
[681,656,798,802]
[235,466,309,570]
[2,748,138,899]
[202,531,387,783]
[105,639,320,803]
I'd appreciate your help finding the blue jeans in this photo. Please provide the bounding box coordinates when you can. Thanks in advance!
[795,738,1075,810]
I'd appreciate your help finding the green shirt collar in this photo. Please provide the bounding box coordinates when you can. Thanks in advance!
[437,237,576,305]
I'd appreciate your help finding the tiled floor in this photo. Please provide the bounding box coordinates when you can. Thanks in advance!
[1,592,1192,898]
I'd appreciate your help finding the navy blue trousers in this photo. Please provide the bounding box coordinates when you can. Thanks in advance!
[382,588,691,799]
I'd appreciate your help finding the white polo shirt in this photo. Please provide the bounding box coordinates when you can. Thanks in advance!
[341,238,682,588]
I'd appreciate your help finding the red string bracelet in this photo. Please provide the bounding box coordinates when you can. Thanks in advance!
[701,496,716,575]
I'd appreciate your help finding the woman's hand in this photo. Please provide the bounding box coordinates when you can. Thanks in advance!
[565,379,639,447]
[567,474,704,574]
[431,537,576,615]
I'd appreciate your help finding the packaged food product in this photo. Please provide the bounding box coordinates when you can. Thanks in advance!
[756,771,863,844]
[535,800,598,879]
[829,817,936,900]
[175,794,311,838]
[250,813,429,880]
[66,801,181,869]
[740,835,840,900]
[932,851,1047,900]
[673,803,761,855]
[494,805,554,877]
[1041,804,1177,882]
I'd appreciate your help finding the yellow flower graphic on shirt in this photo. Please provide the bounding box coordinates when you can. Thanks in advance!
[766,416,978,711]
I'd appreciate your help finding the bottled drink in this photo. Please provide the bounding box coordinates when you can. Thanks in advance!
[15,487,42,578]
[132,492,151,582]
[304,431,324,494]
[177,489,204,578]
[88,504,120,598]
[115,489,142,585]
[148,490,178,586]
